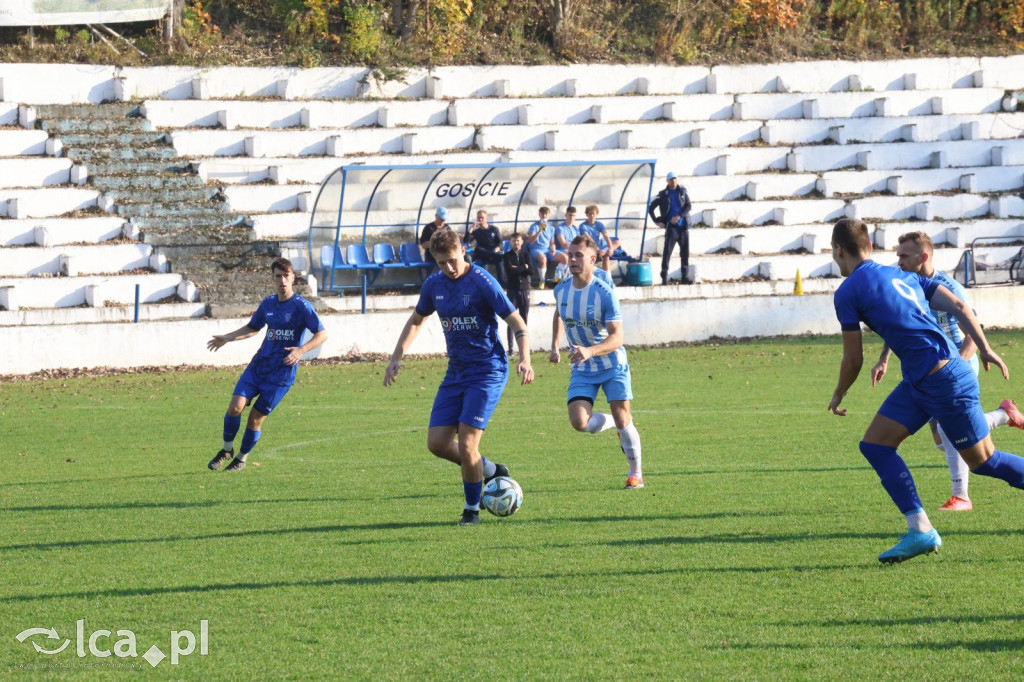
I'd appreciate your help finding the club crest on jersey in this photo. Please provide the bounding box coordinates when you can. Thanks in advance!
[462,294,471,306]
[440,315,479,332]
[267,328,296,341]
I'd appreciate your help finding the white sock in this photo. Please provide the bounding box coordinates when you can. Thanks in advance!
[987,408,1009,430]
[617,421,642,478]
[583,413,615,434]
[936,422,970,500]
[482,458,496,479]
[223,441,234,452]
[906,510,932,533]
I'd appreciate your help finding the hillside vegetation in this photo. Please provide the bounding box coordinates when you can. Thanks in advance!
[2,0,1024,69]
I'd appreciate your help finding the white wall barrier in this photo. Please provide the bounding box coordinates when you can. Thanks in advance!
[0,287,1021,375]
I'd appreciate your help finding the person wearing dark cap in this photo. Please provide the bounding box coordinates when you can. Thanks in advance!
[420,207,450,266]
[647,171,692,285]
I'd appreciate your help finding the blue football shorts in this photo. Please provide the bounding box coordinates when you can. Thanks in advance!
[429,369,508,430]
[567,363,633,405]
[878,356,989,449]
[232,367,291,416]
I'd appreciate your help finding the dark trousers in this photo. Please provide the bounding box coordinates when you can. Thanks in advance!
[506,288,530,352]
[662,225,689,281]
[473,248,506,286]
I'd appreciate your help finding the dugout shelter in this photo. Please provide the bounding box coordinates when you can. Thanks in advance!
[308,159,657,308]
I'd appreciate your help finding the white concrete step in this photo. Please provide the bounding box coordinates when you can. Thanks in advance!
[0,302,205,326]
[0,216,127,246]
[0,158,74,188]
[0,243,154,276]
[0,129,49,156]
[0,272,182,308]
[0,188,100,218]
[169,127,477,158]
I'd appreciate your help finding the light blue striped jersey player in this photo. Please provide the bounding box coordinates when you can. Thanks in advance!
[929,270,969,350]
[553,275,627,373]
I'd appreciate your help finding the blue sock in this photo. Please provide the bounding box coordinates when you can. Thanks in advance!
[973,450,1024,489]
[859,441,923,515]
[239,429,261,458]
[463,480,483,510]
[223,413,241,445]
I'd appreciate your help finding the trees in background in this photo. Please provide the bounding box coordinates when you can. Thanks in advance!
[4,0,1024,66]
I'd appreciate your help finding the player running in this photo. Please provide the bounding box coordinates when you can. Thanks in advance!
[828,218,1024,563]
[384,228,534,526]
[207,258,328,472]
[871,231,1024,511]
[550,234,644,489]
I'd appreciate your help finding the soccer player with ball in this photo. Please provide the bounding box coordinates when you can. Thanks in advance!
[206,258,328,472]
[384,228,534,526]
[550,234,644,489]
[828,218,1024,563]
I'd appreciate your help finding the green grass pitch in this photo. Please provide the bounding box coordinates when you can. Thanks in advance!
[2,333,1024,679]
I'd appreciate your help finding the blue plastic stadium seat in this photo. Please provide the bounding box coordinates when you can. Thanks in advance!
[373,243,405,268]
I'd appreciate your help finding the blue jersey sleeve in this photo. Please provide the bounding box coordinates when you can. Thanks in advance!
[833,285,862,332]
[247,299,268,331]
[415,276,437,317]
[303,301,325,335]
[478,268,516,318]
[918,273,941,301]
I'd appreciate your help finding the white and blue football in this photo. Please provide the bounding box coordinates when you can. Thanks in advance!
[482,476,523,517]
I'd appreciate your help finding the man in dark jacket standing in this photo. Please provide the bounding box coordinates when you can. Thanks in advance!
[648,171,692,285]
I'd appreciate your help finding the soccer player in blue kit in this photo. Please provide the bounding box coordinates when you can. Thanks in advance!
[384,228,534,526]
[207,258,328,472]
[550,234,644,489]
[828,218,1024,563]
[871,231,1024,511]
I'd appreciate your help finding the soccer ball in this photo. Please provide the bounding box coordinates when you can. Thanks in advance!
[482,476,523,517]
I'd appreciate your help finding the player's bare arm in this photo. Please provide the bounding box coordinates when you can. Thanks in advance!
[503,311,534,385]
[829,330,864,416]
[384,311,427,386]
[871,344,892,386]
[207,325,259,351]
[283,329,328,366]
[549,313,563,363]
[930,285,1009,379]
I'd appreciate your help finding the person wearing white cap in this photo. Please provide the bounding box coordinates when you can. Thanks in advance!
[420,206,449,265]
[647,171,692,285]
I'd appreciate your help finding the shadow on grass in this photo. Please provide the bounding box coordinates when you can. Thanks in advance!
[720,635,1024,653]
[782,612,1024,629]
[0,492,444,514]
[1,563,869,604]
[0,511,781,553]
[600,527,1024,548]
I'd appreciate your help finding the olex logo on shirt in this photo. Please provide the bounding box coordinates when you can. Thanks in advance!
[14,620,209,669]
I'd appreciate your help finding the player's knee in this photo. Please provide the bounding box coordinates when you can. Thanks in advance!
[569,416,588,432]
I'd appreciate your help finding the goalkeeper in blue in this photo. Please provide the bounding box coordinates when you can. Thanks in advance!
[828,218,1024,563]
[384,228,534,526]
[207,258,328,472]
[550,234,644,490]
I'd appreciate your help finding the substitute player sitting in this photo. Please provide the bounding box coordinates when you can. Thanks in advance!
[384,228,534,526]
[828,218,1024,563]
[871,231,1024,511]
[207,258,328,472]
[550,234,644,489]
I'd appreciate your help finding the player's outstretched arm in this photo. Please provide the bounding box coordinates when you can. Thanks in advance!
[207,325,259,351]
[930,285,1009,379]
[384,311,426,386]
[283,329,328,366]
[829,330,864,416]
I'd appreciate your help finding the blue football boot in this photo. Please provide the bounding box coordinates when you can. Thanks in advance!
[878,528,942,564]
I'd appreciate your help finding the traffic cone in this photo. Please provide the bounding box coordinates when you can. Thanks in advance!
[794,268,804,295]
